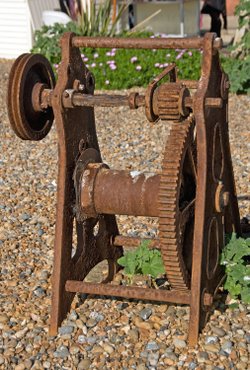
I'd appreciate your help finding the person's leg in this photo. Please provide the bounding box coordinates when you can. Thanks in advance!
[210,9,222,37]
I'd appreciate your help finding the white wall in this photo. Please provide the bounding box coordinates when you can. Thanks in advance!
[134,0,200,36]
[0,0,58,59]
[0,0,32,59]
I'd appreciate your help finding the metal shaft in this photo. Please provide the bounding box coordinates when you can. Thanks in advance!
[72,92,145,109]
[112,235,160,249]
[65,281,191,304]
[72,36,222,50]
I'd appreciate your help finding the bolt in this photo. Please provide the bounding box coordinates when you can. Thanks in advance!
[203,292,213,306]
[224,80,230,89]
[222,191,230,207]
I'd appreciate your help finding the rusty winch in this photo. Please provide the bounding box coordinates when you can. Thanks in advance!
[7,33,242,345]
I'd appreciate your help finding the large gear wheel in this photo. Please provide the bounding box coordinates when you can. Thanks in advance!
[158,117,197,290]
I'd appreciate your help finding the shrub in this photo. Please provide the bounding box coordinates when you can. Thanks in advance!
[31,24,202,90]
[117,241,165,284]
[221,233,250,304]
[221,0,250,94]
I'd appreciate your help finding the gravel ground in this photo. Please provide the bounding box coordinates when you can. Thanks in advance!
[0,59,249,370]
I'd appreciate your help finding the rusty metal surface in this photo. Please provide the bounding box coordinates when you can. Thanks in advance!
[158,117,196,291]
[65,281,191,304]
[72,36,222,50]
[7,32,242,347]
[7,53,55,141]
[112,235,160,249]
[188,33,241,346]
[48,33,122,335]
[80,167,160,217]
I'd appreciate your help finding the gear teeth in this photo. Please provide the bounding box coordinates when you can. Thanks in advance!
[158,117,196,290]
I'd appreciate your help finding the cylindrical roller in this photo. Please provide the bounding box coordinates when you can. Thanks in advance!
[72,36,222,50]
[80,166,160,217]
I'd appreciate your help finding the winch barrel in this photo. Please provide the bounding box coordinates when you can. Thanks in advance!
[80,166,160,217]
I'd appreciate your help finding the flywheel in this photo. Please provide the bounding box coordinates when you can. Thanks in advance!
[7,53,55,141]
[159,116,197,290]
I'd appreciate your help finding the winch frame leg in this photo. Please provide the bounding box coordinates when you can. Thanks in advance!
[188,33,241,346]
[49,33,122,335]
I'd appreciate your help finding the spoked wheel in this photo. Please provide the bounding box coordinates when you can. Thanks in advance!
[7,53,55,141]
[158,117,197,289]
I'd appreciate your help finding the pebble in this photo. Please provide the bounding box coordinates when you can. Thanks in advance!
[86,318,97,328]
[102,343,114,354]
[127,329,139,343]
[146,341,159,351]
[77,359,91,369]
[53,345,70,359]
[139,307,153,320]
[148,351,159,366]
[222,341,233,354]
[173,338,187,348]
[197,351,209,362]
[204,343,220,352]
[211,325,226,337]
[205,335,219,344]
[58,325,74,335]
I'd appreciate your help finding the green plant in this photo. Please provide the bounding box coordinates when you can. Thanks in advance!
[75,0,127,37]
[220,233,250,304]
[220,0,250,94]
[117,241,165,284]
[222,56,250,94]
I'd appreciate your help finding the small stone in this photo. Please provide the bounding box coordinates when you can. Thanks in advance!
[137,365,147,370]
[21,213,30,221]
[53,345,70,359]
[43,362,51,369]
[14,364,25,370]
[117,302,129,310]
[38,229,45,236]
[139,307,152,320]
[24,360,33,369]
[127,329,139,343]
[92,345,103,354]
[0,314,8,323]
[204,343,220,352]
[69,345,80,355]
[86,336,97,344]
[148,352,159,366]
[211,326,226,337]
[197,351,209,362]
[33,287,46,297]
[164,350,178,361]
[245,334,250,344]
[69,310,78,321]
[77,359,91,370]
[205,335,219,344]
[86,318,97,328]
[59,325,74,335]
[146,341,159,351]
[222,341,233,354]
[102,343,114,354]
[134,317,152,330]
[188,362,198,369]
[173,338,187,348]
[78,335,86,344]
